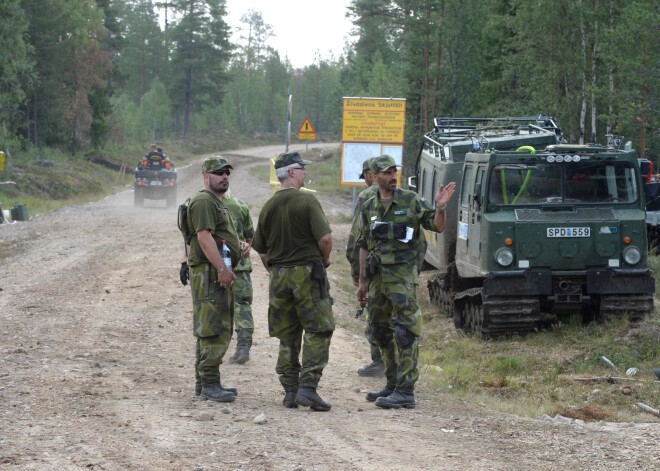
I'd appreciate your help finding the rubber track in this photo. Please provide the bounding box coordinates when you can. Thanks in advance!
[600,294,654,322]
[454,288,541,335]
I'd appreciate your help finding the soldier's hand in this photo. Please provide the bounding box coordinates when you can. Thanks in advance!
[217,267,236,289]
[357,285,367,308]
[180,261,189,286]
[435,181,457,209]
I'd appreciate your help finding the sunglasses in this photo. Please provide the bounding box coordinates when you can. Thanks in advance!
[210,169,230,176]
[291,166,305,171]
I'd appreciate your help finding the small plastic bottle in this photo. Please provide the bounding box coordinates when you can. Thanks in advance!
[220,240,232,270]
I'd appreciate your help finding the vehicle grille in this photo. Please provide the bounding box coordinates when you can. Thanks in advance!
[515,208,615,222]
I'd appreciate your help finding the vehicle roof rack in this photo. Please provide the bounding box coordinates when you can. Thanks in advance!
[431,116,563,140]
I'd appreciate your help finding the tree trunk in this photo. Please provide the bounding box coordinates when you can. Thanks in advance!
[579,17,587,144]
[590,38,597,144]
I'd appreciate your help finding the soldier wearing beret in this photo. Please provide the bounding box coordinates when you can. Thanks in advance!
[356,155,456,409]
[252,151,335,411]
[187,156,241,402]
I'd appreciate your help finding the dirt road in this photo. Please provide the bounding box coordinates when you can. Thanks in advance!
[1,144,657,470]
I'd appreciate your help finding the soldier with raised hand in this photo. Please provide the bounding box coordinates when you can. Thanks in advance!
[356,155,456,409]
[187,156,241,402]
[346,158,384,378]
[222,193,255,365]
[252,151,335,412]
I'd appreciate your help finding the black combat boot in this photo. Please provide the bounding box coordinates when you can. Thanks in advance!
[375,390,416,409]
[196,381,237,397]
[282,390,299,408]
[295,387,331,411]
[357,360,385,377]
[228,345,250,364]
[229,330,252,364]
[365,385,395,402]
[200,383,236,403]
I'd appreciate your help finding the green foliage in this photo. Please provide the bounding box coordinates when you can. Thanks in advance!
[110,93,142,143]
[420,302,660,420]
[139,79,172,141]
[303,151,353,196]
[1,0,657,169]
[0,0,33,137]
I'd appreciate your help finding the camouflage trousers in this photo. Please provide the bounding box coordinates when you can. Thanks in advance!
[268,264,335,392]
[364,308,383,363]
[367,272,422,392]
[190,263,234,385]
[233,270,254,347]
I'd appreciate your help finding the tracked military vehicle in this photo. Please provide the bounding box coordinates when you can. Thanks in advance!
[411,117,655,334]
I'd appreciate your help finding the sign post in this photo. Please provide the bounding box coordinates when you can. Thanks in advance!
[297,117,316,157]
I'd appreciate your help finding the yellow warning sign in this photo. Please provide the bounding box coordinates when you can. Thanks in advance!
[297,117,316,141]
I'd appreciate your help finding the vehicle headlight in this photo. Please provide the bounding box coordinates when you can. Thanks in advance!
[623,246,641,265]
[495,248,514,267]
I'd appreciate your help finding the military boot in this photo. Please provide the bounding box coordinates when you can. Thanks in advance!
[228,345,250,365]
[295,387,331,411]
[200,383,236,403]
[357,360,385,377]
[196,381,237,397]
[365,385,395,402]
[282,390,299,409]
[375,390,416,409]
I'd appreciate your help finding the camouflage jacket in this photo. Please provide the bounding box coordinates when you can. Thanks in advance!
[223,196,254,272]
[357,188,437,283]
[346,185,377,279]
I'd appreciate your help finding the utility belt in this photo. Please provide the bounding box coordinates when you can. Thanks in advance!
[189,262,226,298]
[366,252,381,280]
[270,261,328,298]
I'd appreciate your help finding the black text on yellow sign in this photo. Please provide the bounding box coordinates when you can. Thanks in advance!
[297,117,316,141]
[341,98,406,143]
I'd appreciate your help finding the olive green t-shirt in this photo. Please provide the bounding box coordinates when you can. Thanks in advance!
[252,188,331,266]
[187,189,240,268]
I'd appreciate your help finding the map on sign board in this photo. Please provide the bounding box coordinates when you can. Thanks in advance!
[341,143,403,185]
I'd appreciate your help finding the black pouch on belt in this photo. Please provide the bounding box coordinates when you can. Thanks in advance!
[311,261,327,298]
[366,253,381,279]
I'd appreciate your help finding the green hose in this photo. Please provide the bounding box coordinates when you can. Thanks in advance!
[500,146,537,205]
[511,146,535,204]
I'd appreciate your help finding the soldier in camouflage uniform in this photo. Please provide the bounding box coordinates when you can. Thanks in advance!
[356,155,455,409]
[187,156,242,403]
[346,158,384,378]
[252,152,335,412]
[223,194,255,365]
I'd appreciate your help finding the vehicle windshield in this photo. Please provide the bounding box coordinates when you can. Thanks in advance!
[487,160,639,206]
